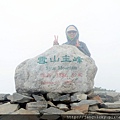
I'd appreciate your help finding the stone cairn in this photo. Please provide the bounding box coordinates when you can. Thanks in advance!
[0,89,120,120]
[0,45,120,120]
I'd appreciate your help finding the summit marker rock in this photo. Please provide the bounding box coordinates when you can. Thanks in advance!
[15,45,97,94]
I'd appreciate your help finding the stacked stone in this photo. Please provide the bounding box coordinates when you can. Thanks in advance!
[0,90,120,120]
[1,45,120,119]
[94,90,120,103]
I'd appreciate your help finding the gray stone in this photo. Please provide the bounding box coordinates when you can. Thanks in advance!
[0,102,3,105]
[12,108,39,114]
[26,101,47,111]
[71,104,89,113]
[1,108,39,120]
[104,102,120,109]
[19,92,32,96]
[94,91,120,102]
[7,92,33,103]
[88,111,109,115]
[98,103,108,108]
[71,92,87,102]
[94,91,107,97]
[57,104,69,111]
[88,105,99,112]
[114,100,120,103]
[86,89,95,98]
[47,93,71,102]
[40,107,65,114]
[47,101,57,108]
[70,100,99,107]
[47,92,61,101]
[0,102,19,114]
[0,116,39,120]
[89,95,103,104]
[15,45,97,94]
[32,94,45,101]
[54,94,71,102]
[0,94,10,101]
[96,108,120,113]
[106,92,120,102]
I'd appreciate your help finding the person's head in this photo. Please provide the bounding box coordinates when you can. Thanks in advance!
[65,25,79,42]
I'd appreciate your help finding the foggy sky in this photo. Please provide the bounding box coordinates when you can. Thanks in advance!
[0,0,120,93]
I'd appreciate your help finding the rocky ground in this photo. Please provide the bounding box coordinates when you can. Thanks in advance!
[0,87,120,120]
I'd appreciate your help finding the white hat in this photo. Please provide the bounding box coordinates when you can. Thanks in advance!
[66,26,77,32]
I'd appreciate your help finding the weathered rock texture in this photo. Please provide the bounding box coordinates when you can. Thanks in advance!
[0,89,120,120]
[15,45,97,94]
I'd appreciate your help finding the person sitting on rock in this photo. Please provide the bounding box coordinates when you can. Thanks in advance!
[53,25,91,57]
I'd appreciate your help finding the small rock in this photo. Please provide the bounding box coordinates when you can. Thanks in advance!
[104,102,120,109]
[7,92,33,103]
[32,94,46,101]
[19,92,31,96]
[1,108,39,120]
[0,102,19,114]
[47,101,57,108]
[98,103,108,108]
[70,100,99,107]
[26,101,47,111]
[46,92,61,101]
[96,108,120,113]
[0,102,3,105]
[54,94,70,102]
[12,108,39,114]
[107,92,120,98]
[86,89,95,98]
[57,104,69,111]
[114,100,120,103]
[88,111,109,115]
[94,91,120,102]
[71,93,87,102]
[40,107,65,114]
[89,105,99,112]
[71,104,89,113]
[0,94,10,101]
[90,95,103,103]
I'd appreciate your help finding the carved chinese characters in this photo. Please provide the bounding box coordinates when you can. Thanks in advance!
[37,55,82,64]
[15,45,97,94]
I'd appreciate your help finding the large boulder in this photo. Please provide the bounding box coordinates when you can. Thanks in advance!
[15,45,97,94]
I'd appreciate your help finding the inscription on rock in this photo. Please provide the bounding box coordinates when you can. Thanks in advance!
[15,45,97,94]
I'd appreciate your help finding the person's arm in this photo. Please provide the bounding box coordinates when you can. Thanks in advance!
[77,42,91,57]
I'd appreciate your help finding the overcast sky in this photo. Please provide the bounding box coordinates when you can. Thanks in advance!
[0,0,120,94]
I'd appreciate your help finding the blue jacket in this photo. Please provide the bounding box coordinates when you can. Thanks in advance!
[63,41,91,57]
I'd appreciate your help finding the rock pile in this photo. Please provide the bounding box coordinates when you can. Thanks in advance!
[0,89,120,120]
[1,45,119,119]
